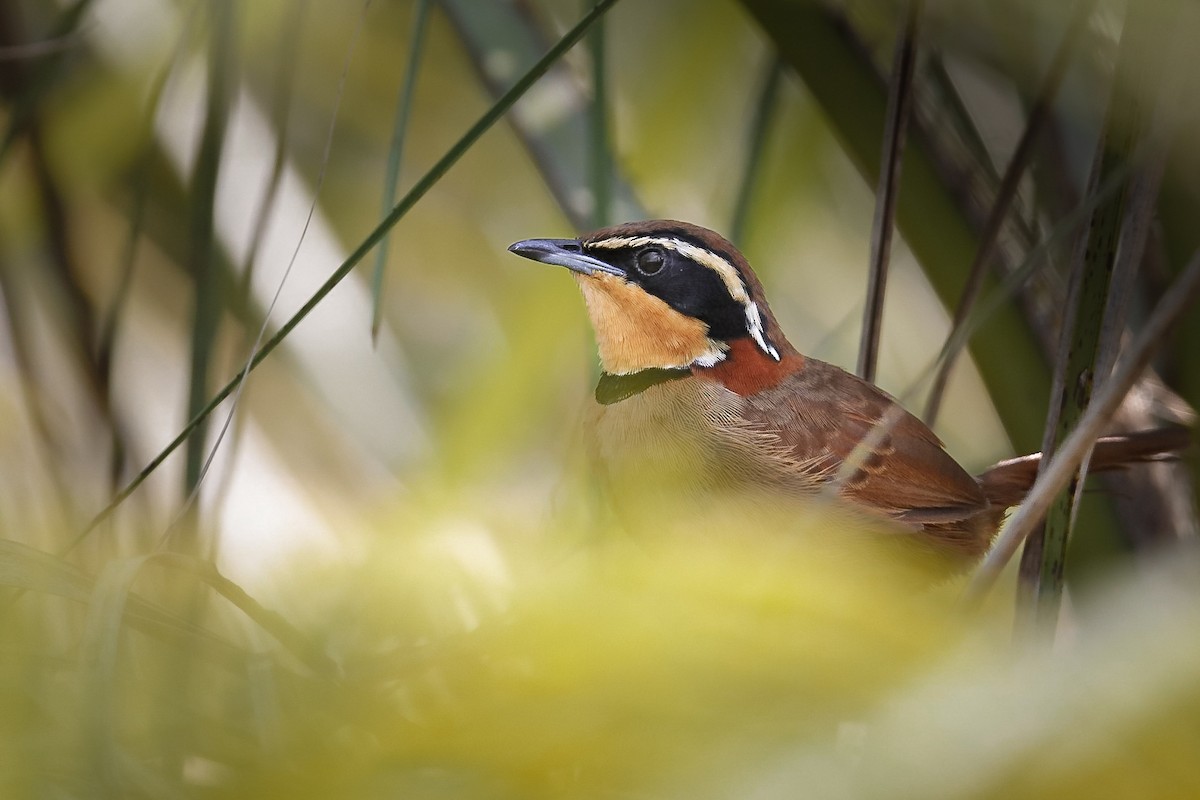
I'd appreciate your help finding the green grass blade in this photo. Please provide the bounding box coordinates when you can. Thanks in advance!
[586,2,612,229]
[441,0,641,231]
[1017,1,1174,634]
[0,538,94,603]
[183,0,236,506]
[0,539,249,667]
[97,10,204,499]
[146,553,334,675]
[79,555,158,794]
[370,0,433,343]
[731,57,784,247]
[66,0,624,556]
[76,551,333,784]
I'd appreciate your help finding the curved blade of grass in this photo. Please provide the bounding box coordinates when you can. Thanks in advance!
[440,0,641,231]
[79,556,163,794]
[370,0,432,343]
[923,0,1096,426]
[0,538,94,603]
[857,0,920,383]
[0,539,247,667]
[79,553,333,704]
[731,57,784,247]
[152,553,335,675]
[65,0,623,556]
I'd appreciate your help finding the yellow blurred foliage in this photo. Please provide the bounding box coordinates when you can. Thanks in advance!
[4,496,1199,799]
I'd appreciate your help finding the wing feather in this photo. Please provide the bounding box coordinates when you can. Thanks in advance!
[741,359,987,523]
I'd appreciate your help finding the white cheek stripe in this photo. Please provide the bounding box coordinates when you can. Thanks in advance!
[745,301,780,361]
[589,235,781,362]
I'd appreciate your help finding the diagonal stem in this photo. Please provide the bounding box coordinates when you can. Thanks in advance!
[61,0,624,558]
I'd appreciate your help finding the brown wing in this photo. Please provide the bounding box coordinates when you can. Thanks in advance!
[742,358,987,524]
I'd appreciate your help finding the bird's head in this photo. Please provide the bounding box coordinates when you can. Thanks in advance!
[509,220,793,379]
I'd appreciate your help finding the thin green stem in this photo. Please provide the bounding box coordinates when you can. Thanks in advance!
[370,0,433,342]
[587,3,611,229]
[731,57,784,248]
[858,0,921,383]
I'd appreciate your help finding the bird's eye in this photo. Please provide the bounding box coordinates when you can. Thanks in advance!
[636,248,665,275]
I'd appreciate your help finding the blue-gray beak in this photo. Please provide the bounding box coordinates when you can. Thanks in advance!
[508,238,626,278]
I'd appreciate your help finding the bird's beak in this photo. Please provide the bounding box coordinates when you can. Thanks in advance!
[508,238,626,278]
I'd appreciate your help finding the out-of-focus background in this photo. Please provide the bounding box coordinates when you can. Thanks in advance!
[2,0,1200,797]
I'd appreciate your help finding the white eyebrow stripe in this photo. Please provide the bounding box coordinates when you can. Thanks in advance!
[587,235,781,362]
[586,236,750,306]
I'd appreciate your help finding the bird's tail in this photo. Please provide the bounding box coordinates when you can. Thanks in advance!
[977,427,1191,508]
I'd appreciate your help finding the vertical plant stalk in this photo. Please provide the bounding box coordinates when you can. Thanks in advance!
[370,0,432,342]
[731,57,784,248]
[1023,156,1121,632]
[857,0,920,383]
[584,5,612,385]
[1089,16,1185,544]
[164,0,372,551]
[587,2,611,230]
[183,1,235,510]
[97,5,204,513]
[1016,4,1163,635]
[206,0,312,524]
[1093,13,1181,386]
[923,0,1094,425]
[968,247,1200,603]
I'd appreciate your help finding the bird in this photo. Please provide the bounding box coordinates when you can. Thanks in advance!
[508,219,1187,563]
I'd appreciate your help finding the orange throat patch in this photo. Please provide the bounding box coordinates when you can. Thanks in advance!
[574,273,726,374]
